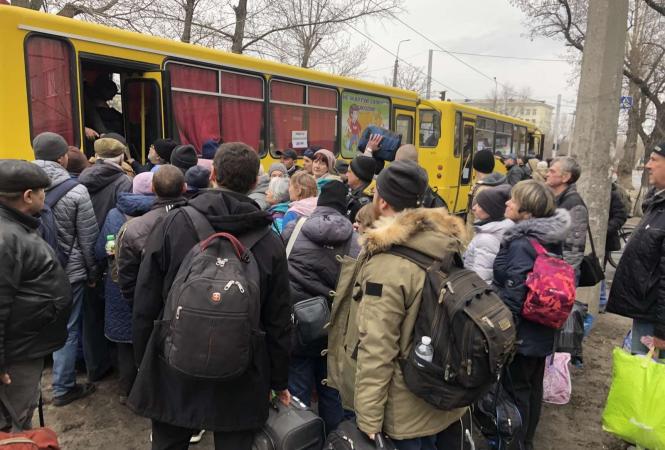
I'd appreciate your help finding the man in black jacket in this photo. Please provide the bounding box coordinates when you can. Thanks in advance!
[346,155,375,223]
[608,144,665,356]
[547,157,588,274]
[0,160,71,430]
[130,143,292,450]
[505,154,528,186]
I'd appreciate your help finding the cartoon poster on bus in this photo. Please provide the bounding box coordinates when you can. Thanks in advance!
[341,92,390,156]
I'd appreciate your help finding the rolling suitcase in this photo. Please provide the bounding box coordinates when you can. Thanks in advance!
[323,420,396,450]
[252,397,325,450]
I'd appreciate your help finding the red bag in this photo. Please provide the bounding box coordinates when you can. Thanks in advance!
[0,429,60,449]
[0,391,59,450]
[522,239,576,329]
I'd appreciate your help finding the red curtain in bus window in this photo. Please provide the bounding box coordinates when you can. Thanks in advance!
[26,37,75,144]
[172,92,220,152]
[271,81,304,103]
[308,87,337,108]
[271,105,304,150]
[308,109,337,151]
[221,72,263,98]
[168,64,217,92]
[221,99,263,151]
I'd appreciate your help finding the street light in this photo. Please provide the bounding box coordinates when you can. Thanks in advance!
[392,39,411,87]
[493,77,498,112]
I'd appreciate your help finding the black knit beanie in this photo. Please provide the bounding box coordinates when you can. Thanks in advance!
[475,184,511,221]
[171,145,198,174]
[472,149,495,175]
[376,160,428,211]
[350,156,376,184]
[317,180,349,215]
[154,138,178,162]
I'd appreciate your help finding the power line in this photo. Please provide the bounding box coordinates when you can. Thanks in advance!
[435,50,571,63]
[347,24,469,98]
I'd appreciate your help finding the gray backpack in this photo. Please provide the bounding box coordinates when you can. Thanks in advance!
[162,206,268,380]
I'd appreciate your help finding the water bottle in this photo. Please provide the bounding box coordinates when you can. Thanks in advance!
[105,234,116,256]
[415,336,434,367]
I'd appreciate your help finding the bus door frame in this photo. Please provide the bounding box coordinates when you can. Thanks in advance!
[123,72,164,164]
[451,112,476,213]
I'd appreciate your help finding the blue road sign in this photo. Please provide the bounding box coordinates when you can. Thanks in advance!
[620,96,633,110]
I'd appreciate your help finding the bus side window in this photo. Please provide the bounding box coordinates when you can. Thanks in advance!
[419,110,441,147]
[25,36,78,146]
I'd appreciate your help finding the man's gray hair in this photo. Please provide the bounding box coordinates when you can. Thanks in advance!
[268,176,290,203]
[553,156,581,184]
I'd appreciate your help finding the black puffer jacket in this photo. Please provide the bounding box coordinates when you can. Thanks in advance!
[283,206,360,356]
[0,205,71,370]
[129,189,292,431]
[608,189,665,339]
[79,160,132,227]
[493,209,571,357]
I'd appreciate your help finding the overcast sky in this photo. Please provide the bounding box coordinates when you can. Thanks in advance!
[352,0,580,116]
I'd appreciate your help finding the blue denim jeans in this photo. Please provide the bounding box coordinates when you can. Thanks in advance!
[52,281,85,397]
[288,355,343,434]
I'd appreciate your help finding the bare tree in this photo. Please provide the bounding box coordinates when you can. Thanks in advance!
[511,0,665,179]
[384,64,427,96]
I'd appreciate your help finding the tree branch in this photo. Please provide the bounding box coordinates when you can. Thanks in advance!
[644,0,665,16]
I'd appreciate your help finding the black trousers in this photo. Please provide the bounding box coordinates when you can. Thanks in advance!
[116,343,136,396]
[502,354,546,450]
[151,420,254,450]
[82,282,112,381]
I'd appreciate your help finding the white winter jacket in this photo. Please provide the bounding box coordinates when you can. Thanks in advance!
[463,218,514,284]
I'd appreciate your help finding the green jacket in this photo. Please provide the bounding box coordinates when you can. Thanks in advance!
[327,207,468,440]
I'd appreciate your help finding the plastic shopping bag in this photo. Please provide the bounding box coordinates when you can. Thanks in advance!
[602,347,665,449]
[543,352,572,405]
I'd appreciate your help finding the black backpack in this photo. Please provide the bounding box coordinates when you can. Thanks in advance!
[161,206,269,380]
[387,246,516,410]
[38,178,79,268]
[422,186,448,209]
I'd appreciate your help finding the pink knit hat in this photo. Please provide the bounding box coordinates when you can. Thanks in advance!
[314,149,336,172]
[132,172,154,195]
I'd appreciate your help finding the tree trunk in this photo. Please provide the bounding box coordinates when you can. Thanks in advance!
[181,0,195,43]
[231,0,247,54]
[11,0,43,9]
[618,82,640,190]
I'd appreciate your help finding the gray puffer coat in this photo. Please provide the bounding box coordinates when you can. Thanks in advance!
[33,160,99,284]
[283,206,360,356]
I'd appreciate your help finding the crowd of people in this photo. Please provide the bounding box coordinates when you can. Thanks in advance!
[0,128,664,450]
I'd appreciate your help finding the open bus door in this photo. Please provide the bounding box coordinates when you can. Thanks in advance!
[123,73,163,165]
[451,113,476,214]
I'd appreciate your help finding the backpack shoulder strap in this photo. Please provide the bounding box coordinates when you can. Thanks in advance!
[385,245,439,270]
[45,178,79,208]
[528,238,548,256]
[182,206,215,242]
[286,217,307,259]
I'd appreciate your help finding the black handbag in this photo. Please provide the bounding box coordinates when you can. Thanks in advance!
[324,419,396,450]
[293,296,331,347]
[578,223,604,287]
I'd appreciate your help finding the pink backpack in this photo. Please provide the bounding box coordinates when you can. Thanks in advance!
[522,239,576,329]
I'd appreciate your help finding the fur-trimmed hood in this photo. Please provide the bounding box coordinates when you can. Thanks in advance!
[362,207,467,258]
[502,208,571,244]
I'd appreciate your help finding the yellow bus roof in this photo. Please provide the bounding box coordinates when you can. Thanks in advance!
[424,99,542,133]
[1,4,419,101]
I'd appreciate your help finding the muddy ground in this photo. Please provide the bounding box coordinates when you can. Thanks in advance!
[36,310,630,450]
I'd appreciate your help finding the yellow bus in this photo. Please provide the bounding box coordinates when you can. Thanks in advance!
[0,5,543,213]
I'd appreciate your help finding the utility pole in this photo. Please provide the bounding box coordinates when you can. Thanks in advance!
[426,49,433,99]
[392,39,410,88]
[552,94,562,157]
[493,77,498,112]
[569,0,629,315]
